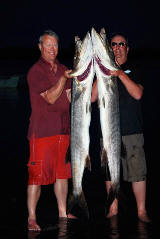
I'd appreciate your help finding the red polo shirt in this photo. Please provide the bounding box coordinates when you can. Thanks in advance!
[27,57,71,139]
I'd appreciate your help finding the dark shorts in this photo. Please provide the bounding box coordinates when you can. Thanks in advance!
[102,134,147,182]
[27,135,71,185]
[121,134,147,182]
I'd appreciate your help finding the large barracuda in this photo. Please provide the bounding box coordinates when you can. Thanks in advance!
[68,32,95,217]
[91,28,121,197]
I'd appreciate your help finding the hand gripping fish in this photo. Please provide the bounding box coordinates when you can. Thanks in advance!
[91,27,121,202]
[67,32,95,218]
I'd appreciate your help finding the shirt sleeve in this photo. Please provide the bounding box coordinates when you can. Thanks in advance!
[131,68,144,88]
[123,63,144,88]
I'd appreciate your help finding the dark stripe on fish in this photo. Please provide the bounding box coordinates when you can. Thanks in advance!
[95,56,110,75]
[77,61,92,81]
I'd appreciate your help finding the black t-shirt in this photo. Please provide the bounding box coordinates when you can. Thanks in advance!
[118,61,144,136]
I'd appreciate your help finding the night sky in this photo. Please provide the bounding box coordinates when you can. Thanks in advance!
[0,0,159,194]
[1,1,159,162]
[0,0,159,49]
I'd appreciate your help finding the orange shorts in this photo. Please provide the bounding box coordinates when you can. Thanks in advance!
[27,135,71,185]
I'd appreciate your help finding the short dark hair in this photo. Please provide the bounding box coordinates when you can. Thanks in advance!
[110,32,129,46]
[39,30,59,43]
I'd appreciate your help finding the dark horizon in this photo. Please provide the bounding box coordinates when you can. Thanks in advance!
[0,46,160,76]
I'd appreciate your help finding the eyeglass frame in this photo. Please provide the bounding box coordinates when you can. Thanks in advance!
[111,42,127,47]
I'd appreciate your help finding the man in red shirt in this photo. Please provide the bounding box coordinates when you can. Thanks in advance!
[27,30,74,231]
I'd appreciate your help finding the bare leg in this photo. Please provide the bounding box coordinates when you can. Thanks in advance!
[54,179,68,217]
[105,181,118,218]
[54,179,77,219]
[27,185,41,230]
[132,181,151,222]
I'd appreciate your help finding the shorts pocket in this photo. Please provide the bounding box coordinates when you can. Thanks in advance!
[28,160,42,178]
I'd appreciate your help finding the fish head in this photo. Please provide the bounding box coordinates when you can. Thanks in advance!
[91,27,119,71]
[73,36,82,68]
[70,31,93,78]
[100,27,106,43]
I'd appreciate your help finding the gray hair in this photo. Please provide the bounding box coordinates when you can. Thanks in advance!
[39,30,59,43]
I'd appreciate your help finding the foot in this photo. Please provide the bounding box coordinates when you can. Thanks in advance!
[59,213,77,220]
[106,199,118,219]
[67,213,77,219]
[138,213,151,223]
[106,210,118,219]
[28,219,41,231]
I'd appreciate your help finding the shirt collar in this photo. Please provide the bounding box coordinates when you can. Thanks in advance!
[39,56,59,66]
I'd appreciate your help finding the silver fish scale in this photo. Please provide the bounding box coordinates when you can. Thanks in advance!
[99,74,121,187]
[70,31,95,198]
[71,72,93,196]
[91,27,121,192]
[70,28,121,200]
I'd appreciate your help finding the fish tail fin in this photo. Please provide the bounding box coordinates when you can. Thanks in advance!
[67,193,75,213]
[67,192,89,219]
[85,155,91,171]
[101,148,108,175]
[121,141,126,158]
[65,145,71,163]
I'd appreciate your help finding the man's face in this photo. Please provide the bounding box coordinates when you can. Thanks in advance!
[111,35,129,64]
[38,35,58,63]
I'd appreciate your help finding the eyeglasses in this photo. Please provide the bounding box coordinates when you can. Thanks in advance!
[111,42,126,47]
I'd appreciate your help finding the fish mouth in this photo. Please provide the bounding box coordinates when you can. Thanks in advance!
[70,31,93,79]
[95,56,110,76]
[91,28,118,72]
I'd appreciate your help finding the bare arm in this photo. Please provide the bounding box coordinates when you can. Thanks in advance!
[66,89,71,102]
[110,69,143,100]
[40,69,72,104]
[91,80,98,102]
[91,70,143,103]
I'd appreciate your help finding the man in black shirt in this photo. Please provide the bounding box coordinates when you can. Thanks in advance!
[105,33,150,223]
